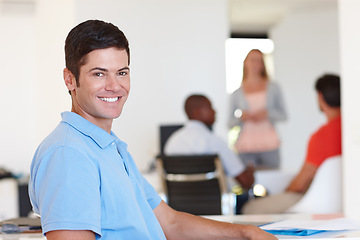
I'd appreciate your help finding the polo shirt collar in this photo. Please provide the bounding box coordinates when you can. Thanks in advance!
[61,111,126,149]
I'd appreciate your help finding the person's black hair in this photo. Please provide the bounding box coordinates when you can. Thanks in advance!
[184,94,208,117]
[315,74,341,107]
[65,19,130,87]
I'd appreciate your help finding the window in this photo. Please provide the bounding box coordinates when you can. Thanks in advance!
[225,38,274,94]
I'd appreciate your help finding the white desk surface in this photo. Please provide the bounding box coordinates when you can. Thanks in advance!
[205,213,360,239]
[0,233,45,239]
[1,214,359,240]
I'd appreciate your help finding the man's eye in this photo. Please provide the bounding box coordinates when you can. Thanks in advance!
[94,72,104,77]
[118,71,127,76]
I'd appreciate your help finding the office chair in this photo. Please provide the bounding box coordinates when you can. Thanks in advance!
[286,155,342,214]
[156,154,231,215]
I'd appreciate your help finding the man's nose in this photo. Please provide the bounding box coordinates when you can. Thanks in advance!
[105,75,121,91]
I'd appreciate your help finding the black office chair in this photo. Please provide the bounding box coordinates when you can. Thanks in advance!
[156,154,228,215]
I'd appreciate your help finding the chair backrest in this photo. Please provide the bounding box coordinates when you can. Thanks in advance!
[159,124,183,154]
[286,155,342,214]
[254,170,296,195]
[157,154,227,215]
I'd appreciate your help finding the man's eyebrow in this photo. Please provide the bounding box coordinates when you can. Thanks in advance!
[119,67,130,71]
[90,67,108,72]
[89,67,130,72]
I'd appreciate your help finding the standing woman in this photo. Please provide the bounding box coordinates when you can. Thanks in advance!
[229,49,287,169]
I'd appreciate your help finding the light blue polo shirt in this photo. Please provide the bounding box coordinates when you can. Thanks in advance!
[29,111,165,240]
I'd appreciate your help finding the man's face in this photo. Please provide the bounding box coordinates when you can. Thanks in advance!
[65,47,130,130]
[198,99,216,127]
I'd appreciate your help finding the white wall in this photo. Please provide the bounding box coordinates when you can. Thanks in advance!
[34,0,74,142]
[338,0,360,220]
[0,0,74,175]
[0,0,229,174]
[269,6,340,172]
[0,2,37,175]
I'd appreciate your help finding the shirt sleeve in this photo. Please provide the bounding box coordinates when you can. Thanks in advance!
[303,115,342,168]
[305,127,333,167]
[228,89,247,129]
[140,174,162,209]
[267,82,287,123]
[33,146,102,236]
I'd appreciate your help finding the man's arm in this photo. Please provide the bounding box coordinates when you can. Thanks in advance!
[236,166,255,190]
[46,230,95,240]
[286,162,317,193]
[154,201,277,240]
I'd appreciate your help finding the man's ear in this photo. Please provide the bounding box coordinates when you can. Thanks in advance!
[63,68,76,91]
[317,92,325,112]
[191,108,201,120]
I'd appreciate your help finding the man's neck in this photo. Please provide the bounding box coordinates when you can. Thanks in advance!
[71,108,113,133]
[325,108,341,121]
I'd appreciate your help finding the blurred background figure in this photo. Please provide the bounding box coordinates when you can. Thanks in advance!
[165,94,254,190]
[242,73,341,214]
[228,49,287,169]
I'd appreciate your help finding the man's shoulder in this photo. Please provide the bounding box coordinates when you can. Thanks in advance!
[164,122,214,154]
[307,117,341,154]
[164,127,188,150]
[35,121,90,159]
[312,116,341,138]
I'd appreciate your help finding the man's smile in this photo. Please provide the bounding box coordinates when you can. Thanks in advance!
[99,97,120,102]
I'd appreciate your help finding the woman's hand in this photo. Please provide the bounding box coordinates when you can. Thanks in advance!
[251,110,268,122]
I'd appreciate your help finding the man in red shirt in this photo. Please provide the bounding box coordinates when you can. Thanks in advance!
[242,74,341,214]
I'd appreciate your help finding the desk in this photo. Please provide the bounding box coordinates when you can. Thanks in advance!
[205,213,360,239]
[0,233,44,239]
[1,214,360,240]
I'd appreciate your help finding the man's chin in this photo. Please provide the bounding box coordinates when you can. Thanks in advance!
[104,107,124,119]
[108,112,122,120]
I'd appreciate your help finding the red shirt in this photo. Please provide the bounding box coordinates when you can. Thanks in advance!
[305,115,342,167]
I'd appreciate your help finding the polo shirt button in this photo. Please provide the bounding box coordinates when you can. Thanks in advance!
[111,142,115,146]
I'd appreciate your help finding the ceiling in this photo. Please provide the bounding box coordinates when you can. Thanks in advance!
[229,0,338,34]
[1,0,337,35]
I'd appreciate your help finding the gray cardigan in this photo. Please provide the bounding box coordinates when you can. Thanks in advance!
[228,81,287,129]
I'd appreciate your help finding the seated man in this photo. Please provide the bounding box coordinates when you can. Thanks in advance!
[165,94,254,190]
[29,20,276,240]
[242,73,341,214]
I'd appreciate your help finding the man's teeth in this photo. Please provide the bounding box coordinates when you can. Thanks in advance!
[99,97,119,102]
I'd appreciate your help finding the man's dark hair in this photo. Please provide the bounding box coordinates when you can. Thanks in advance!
[65,19,130,87]
[315,74,341,107]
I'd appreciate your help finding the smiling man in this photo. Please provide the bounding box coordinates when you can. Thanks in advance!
[28,20,276,240]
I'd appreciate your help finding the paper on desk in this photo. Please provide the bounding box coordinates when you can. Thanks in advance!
[0,217,41,234]
[260,218,360,236]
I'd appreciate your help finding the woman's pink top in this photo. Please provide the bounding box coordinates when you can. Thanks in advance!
[235,90,280,153]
